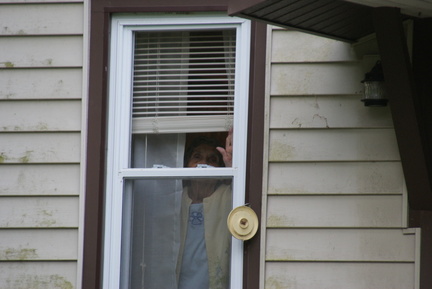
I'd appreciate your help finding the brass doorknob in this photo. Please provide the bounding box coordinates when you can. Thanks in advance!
[227,206,259,240]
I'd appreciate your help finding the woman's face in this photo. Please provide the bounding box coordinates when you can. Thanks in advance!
[187,144,221,168]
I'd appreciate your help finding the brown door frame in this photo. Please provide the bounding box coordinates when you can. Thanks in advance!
[82,1,266,288]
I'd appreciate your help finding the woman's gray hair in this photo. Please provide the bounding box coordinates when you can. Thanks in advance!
[183,136,225,167]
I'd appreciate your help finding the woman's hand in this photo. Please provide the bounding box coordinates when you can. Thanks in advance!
[216,128,233,167]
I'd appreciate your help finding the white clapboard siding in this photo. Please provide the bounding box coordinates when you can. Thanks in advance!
[0,100,81,132]
[264,26,418,289]
[0,197,79,228]
[265,262,415,289]
[272,29,358,63]
[0,262,77,289]
[0,0,84,287]
[266,228,416,262]
[271,63,364,95]
[0,133,81,163]
[268,162,405,195]
[0,68,82,100]
[269,129,400,162]
[0,4,83,35]
[0,165,80,196]
[0,36,82,68]
[270,95,393,129]
[267,195,403,228]
[0,229,78,260]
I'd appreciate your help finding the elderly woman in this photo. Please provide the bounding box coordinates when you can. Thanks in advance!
[177,131,233,289]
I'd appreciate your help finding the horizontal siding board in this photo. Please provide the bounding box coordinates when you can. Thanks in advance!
[270,63,364,95]
[0,197,79,228]
[269,95,393,129]
[265,262,415,289]
[0,100,81,132]
[0,68,82,100]
[268,162,405,195]
[0,164,80,196]
[269,129,400,162]
[0,36,82,68]
[0,133,81,163]
[0,4,83,35]
[0,229,77,260]
[271,30,358,63]
[353,37,380,58]
[266,228,416,262]
[267,195,403,228]
[0,262,77,289]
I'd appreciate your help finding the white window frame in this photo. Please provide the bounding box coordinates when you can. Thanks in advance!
[104,13,251,289]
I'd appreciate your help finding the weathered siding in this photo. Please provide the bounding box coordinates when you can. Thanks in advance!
[265,262,416,289]
[0,262,77,289]
[0,1,84,288]
[263,27,419,289]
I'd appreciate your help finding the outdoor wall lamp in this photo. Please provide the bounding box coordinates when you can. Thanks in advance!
[361,60,388,107]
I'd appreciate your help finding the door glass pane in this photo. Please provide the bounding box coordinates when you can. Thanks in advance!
[121,177,233,289]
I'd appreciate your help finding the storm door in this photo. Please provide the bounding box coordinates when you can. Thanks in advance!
[103,13,252,289]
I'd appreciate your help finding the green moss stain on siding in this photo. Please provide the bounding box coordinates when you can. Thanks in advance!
[266,276,297,289]
[0,248,38,260]
[19,151,34,163]
[269,140,295,161]
[37,210,57,227]
[4,274,74,289]
[1,61,14,68]
[267,214,295,227]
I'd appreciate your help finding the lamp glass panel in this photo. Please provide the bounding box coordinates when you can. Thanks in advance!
[364,81,385,99]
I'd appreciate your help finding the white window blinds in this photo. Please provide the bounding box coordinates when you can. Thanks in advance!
[132,29,236,134]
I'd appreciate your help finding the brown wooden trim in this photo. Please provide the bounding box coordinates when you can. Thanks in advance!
[412,18,432,201]
[94,0,228,12]
[83,1,265,288]
[244,20,267,289]
[410,210,432,289]
[227,0,266,15]
[374,10,432,288]
[410,17,432,289]
[81,5,109,289]
[373,7,432,210]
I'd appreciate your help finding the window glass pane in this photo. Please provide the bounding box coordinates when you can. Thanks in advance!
[131,133,186,168]
[129,28,236,168]
[120,177,233,289]
[131,131,232,168]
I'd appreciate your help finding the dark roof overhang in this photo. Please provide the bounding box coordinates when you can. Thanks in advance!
[228,0,429,42]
